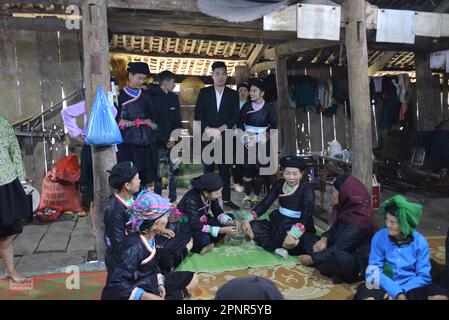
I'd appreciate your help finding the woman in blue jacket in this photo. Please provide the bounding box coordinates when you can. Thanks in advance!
[355,195,448,300]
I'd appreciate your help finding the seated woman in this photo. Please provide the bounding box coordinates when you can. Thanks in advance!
[104,161,141,271]
[101,194,199,300]
[241,155,317,259]
[355,195,448,300]
[177,172,238,255]
[298,175,378,284]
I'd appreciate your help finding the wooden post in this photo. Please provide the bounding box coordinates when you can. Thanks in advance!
[443,73,449,120]
[415,52,437,131]
[82,0,116,262]
[275,48,296,155]
[344,0,372,192]
[234,65,249,86]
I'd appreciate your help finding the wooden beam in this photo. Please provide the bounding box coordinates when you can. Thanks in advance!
[275,47,296,155]
[108,0,199,12]
[235,65,249,86]
[81,0,116,262]
[250,60,276,74]
[246,44,266,69]
[344,0,372,193]
[0,16,78,32]
[266,39,339,58]
[368,51,396,76]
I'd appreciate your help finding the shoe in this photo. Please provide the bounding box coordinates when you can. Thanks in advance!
[275,248,289,260]
[186,238,193,252]
[223,201,240,210]
[241,196,252,209]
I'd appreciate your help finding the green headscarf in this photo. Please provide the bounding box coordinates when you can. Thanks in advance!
[379,195,423,238]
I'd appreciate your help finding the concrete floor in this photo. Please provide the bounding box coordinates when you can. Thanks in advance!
[1,182,448,277]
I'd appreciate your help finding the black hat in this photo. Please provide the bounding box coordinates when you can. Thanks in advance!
[107,161,139,189]
[237,82,250,91]
[190,172,223,192]
[333,174,349,191]
[249,78,267,92]
[127,62,150,75]
[280,155,307,171]
[215,277,284,300]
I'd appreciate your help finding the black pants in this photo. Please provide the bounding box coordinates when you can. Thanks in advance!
[354,283,449,300]
[314,251,365,283]
[190,214,235,253]
[156,221,191,274]
[203,163,231,202]
[250,211,318,256]
[440,227,449,290]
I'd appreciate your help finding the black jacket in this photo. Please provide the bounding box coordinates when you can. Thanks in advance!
[311,221,371,265]
[103,195,131,269]
[146,84,182,148]
[102,234,165,300]
[238,101,278,132]
[253,180,316,235]
[177,188,224,234]
[194,86,240,134]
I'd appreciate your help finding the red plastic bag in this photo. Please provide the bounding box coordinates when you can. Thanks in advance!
[38,172,82,215]
[52,155,80,184]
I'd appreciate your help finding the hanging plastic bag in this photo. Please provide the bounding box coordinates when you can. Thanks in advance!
[85,85,122,146]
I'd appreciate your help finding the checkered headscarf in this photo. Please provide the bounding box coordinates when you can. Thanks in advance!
[127,190,171,232]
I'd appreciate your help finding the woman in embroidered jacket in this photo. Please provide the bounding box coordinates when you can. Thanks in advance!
[355,195,448,300]
[116,62,159,189]
[177,172,238,255]
[241,155,316,259]
[237,79,277,209]
[101,192,198,300]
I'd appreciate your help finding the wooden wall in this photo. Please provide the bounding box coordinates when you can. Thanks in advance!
[0,30,83,191]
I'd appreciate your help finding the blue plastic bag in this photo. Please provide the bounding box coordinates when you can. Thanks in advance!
[85,85,122,146]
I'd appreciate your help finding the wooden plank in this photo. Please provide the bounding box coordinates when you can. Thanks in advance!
[37,31,65,169]
[368,51,397,76]
[246,44,266,69]
[344,0,372,192]
[14,30,47,188]
[36,219,77,253]
[0,16,78,33]
[266,39,338,58]
[250,60,276,75]
[0,30,20,122]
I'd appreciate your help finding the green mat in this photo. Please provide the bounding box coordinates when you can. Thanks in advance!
[176,240,299,273]
[176,210,324,273]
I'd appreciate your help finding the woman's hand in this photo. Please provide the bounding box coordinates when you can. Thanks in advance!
[283,234,299,249]
[160,228,176,239]
[313,237,328,253]
[158,285,166,299]
[226,220,238,227]
[220,226,238,235]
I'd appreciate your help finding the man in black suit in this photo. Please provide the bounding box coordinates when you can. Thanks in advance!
[194,61,240,210]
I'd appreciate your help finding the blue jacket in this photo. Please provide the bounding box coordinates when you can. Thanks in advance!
[365,228,431,298]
